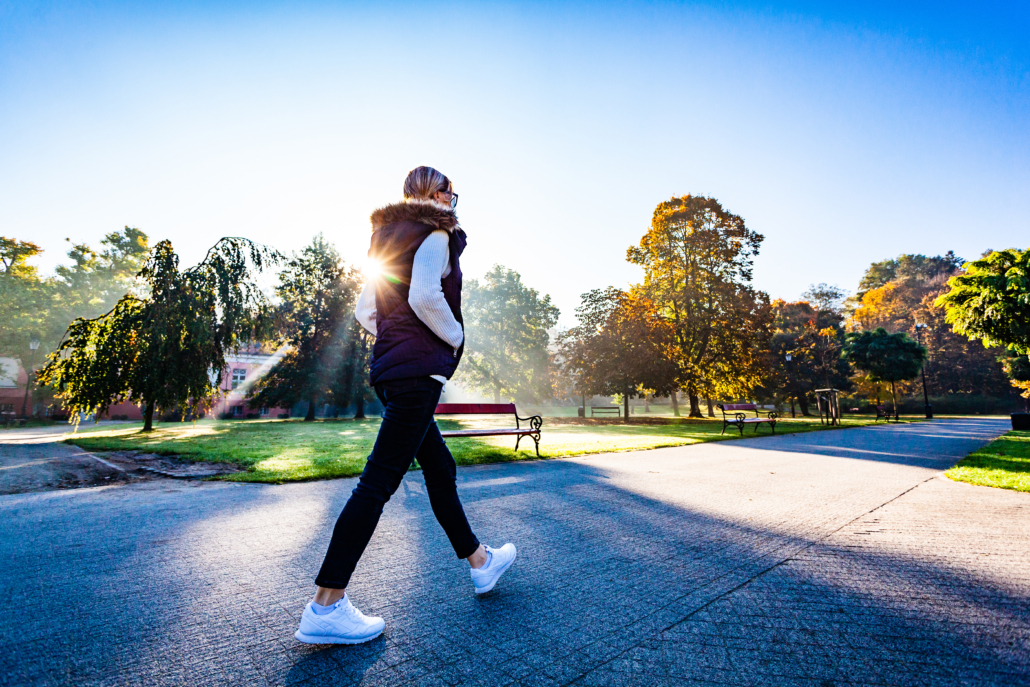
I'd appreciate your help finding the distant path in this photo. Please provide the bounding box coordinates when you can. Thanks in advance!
[1,418,1026,686]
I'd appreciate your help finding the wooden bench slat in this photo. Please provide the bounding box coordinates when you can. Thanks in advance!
[440,428,537,437]
[435,403,516,414]
[721,404,758,411]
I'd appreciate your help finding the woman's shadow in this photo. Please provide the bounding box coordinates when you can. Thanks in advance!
[284,634,389,685]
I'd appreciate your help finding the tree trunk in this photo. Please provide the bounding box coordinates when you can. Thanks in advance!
[798,394,812,417]
[494,385,501,404]
[644,393,650,413]
[582,392,587,417]
[890,381,898,420]
[143,401,155,432]
[623,390,630,421]
[705,397,715,418]
[670,389,680,417]
[354,395,366,419]
[687,390,703,418]
[305,397,316,422]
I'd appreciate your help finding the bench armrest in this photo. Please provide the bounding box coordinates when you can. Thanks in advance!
[516,414,543,431]
[755,410,778,419]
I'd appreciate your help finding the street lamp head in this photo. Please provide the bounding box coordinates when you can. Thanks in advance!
[29,339,40,350]
[914,323,927,330]
[785,353,792,362]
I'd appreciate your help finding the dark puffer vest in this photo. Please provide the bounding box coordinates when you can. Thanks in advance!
[367,200,466,386]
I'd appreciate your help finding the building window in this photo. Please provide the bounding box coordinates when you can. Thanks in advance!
[232,405,244,416]
[231,368,246,390]
[260,407,269,416]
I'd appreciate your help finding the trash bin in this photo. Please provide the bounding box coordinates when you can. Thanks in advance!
[578,406,585,418]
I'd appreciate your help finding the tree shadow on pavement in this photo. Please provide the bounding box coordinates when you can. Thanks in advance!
[1,417,1024,687]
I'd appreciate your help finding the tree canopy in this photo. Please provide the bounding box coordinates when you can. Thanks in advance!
[558,287,679,418]
[848,251,1011,398]
[842,328,926,417]
[936,247,1030,355]
[761,298,851,416]
[38,237,280,430]
[250,235,368,420]
[0,237,48,357]
[458,265,559,403]
[627,194,770,416]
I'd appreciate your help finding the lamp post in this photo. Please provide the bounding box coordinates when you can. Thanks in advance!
[785,353,796,418]
[21,338,40,419]
[913,324,932,419]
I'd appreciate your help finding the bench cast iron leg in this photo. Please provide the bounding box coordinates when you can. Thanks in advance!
[737,423,744,437]
[515,435,522,453]
[721,421,727,435]
[533,433,540,458]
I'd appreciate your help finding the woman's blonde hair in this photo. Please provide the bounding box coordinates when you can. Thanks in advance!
[403,166,452,200]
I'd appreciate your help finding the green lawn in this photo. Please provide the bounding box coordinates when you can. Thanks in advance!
[64,413,915,483]
[946,430,1030,493]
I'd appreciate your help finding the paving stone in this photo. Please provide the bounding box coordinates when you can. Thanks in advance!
[1,418,1027,686]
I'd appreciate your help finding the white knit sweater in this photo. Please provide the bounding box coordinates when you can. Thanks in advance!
[355,229,464,383]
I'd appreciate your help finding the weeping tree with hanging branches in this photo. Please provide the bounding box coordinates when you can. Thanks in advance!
[38,238,282,431]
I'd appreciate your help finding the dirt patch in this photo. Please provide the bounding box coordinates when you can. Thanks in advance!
[100,451,246,479]
[0,442,245,495]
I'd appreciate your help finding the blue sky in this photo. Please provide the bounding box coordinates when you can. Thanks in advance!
[2,1,1027,325]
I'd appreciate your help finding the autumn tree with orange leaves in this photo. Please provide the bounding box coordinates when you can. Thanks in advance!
[627,195,770,417]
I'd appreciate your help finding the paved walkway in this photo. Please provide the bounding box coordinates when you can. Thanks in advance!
[1,418,1027,686]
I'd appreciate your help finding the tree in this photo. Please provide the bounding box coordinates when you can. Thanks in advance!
[38,238,280,430]
[854,252,963,297]
[849,252,1012,398]
[936,247,1030,354]
[332,324,376,418]
[999,351,1030,409]
[251,235,364,421]
[627,195,770,416]
[558,288,679,419]
[842,328,926,419]
[49,227,150,338]
[936,247,1030,405]
[458,265,560,403]
[0,238,49,357]
[762,298,851,416]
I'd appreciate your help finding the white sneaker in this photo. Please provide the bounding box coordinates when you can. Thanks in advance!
[294,595,385,644]
[470,543,517,594]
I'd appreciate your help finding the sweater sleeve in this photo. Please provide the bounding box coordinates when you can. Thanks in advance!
[409,230,464,349]
[354,279,377,336]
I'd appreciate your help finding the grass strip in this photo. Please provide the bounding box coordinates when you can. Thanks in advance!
[945,430,1030,493]
[65,414,916,484]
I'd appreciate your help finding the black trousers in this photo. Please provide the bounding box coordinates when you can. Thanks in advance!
[315,376,480,589]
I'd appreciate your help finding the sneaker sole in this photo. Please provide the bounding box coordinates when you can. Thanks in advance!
[294,628,384,645]
[474,547,517,594]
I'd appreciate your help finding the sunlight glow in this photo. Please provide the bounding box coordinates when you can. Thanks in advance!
[361,257,382,279]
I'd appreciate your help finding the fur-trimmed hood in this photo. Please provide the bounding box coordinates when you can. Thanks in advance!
[370,199,459,233]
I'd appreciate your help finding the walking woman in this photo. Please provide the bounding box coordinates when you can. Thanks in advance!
[295,166,517,645]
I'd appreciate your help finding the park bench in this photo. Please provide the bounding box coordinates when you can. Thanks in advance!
[590,406,621,418]
[874,405,894,422]
[435,403,543,457]
[717,403,778,436]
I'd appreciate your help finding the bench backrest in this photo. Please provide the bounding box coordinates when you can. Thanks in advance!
[435,403,516,415]
[720,403,757,412]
